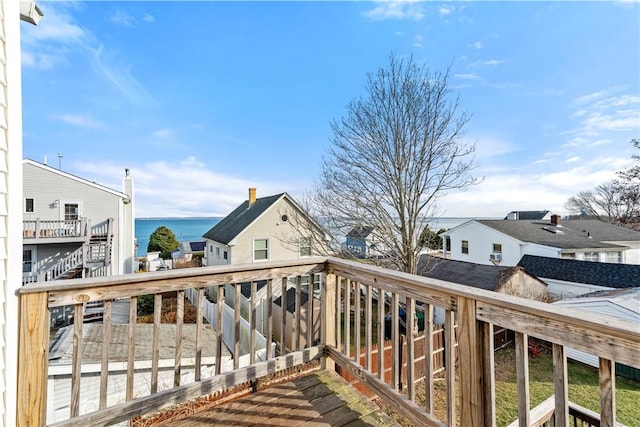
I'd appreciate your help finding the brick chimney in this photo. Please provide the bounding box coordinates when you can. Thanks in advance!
[248,187,257,206]
[551,214,561,226]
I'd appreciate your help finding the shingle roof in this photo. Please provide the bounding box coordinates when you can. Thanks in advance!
[189,241,205,252]
[419,256,523,291]
[517,255,640,289]
[346,225,375,239]
[239,280,268,299]
[477,219,640,250]
[202,193,284,244]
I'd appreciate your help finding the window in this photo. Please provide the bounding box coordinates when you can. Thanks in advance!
[23,250,33,273]
[492,243,502,253]
[254,239,268,261]
[299,237,312,257]
[561,252,576,260]
[64,203,79,221]
[584,252,598,262]
[25,198,34,213]
[209,245,214,255]
[223,251,228,260]
[605,251,621,263]
[216,247,220,258]
[461,240,469,255]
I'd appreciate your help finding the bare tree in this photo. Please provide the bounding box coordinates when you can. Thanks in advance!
[565,138,640,230]
[307,54,478,274]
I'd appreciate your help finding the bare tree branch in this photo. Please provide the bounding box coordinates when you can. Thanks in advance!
[307,54,478,274]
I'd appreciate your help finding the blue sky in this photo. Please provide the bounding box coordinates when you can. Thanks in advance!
[20,1,640,218]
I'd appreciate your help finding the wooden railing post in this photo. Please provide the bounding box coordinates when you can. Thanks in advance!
[322,272,336,371]
[17,291,50,426]
[457,296,485,427]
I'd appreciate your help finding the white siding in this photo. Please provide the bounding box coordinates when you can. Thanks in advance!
[2,2,24,425]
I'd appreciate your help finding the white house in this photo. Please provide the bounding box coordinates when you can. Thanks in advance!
[443,214,640,266]
[22,159,135,284]
[517,254,640,300]
[552,288,640,381]
[202,188,328,266]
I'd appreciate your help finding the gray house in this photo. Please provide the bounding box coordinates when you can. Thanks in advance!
[22,159,135,283]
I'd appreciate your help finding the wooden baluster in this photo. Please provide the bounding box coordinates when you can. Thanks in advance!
[126,295,137,400]
[100,300,112,409]
[295,276,302,351]
[377,287,385,381]
[344,279,351,358]
[322,273,336,371]
[216,285,224,375]
[234,284,241,370]
[515,332,530,427]
[445,309,456,425]
[151,294,162,393]
[553,343,568,427]
[335,277,342,353]
[71,303,84,416]
[281,277,287,355]
[353,281,361,364]
[365,285,372,371]
[195,288,204,381]
[250,281,257,364]
[599,357,616,427]
[174,290,184,387]
[483,322,496,427]
[266,279,273,360]
[391,292,399,390]
[406,297,415,401]
[424,303,434,414]
[306,275,313,348]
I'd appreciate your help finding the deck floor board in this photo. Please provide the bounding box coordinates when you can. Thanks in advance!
[162,370,400,426]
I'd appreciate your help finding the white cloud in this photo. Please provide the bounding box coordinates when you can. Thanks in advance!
[483,59,504,65]
[566,156,580,163]
[143,13,155,23]
[439,6,453,16]
[70,158,300,218]
[470,41,482,49]
[110,10,137,27]
[53,113,104,129]
[362,1,425,21]
[455,73,480,80]
[152,129,173,139]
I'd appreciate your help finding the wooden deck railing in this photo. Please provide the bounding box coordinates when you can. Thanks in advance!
[16,257,640,426]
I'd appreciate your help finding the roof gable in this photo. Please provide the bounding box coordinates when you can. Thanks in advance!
[346,225,375,239]
[517,255,640,288]
[202,193,285,244]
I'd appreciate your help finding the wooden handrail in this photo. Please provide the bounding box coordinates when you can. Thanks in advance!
[16,256,639,426]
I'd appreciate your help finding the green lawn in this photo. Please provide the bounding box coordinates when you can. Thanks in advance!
[494,347,640,426]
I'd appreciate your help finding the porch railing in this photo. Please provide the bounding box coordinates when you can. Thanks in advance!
[23,219,88,239]
[16,257,639,426]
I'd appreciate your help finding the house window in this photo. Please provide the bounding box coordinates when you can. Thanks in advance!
[216,247,220,258]
[605,251,621,263]
[23,250,33,273]
[300,237,312,257]
[254,239,268,261]
[64,203,79,221]
[223,251,228,260]
[461,240,469,255]
[584,252,598,262]
[492,243,502,253]
[561,252,576,260]
[209,245,214,255]
[25,198,34,213]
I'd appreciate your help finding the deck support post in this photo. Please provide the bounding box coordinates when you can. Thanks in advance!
[457,296,486,426]
[17,291,49,426]
[322,272,337,371]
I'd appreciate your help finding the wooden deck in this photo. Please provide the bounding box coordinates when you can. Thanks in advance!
[161,370,401,427]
